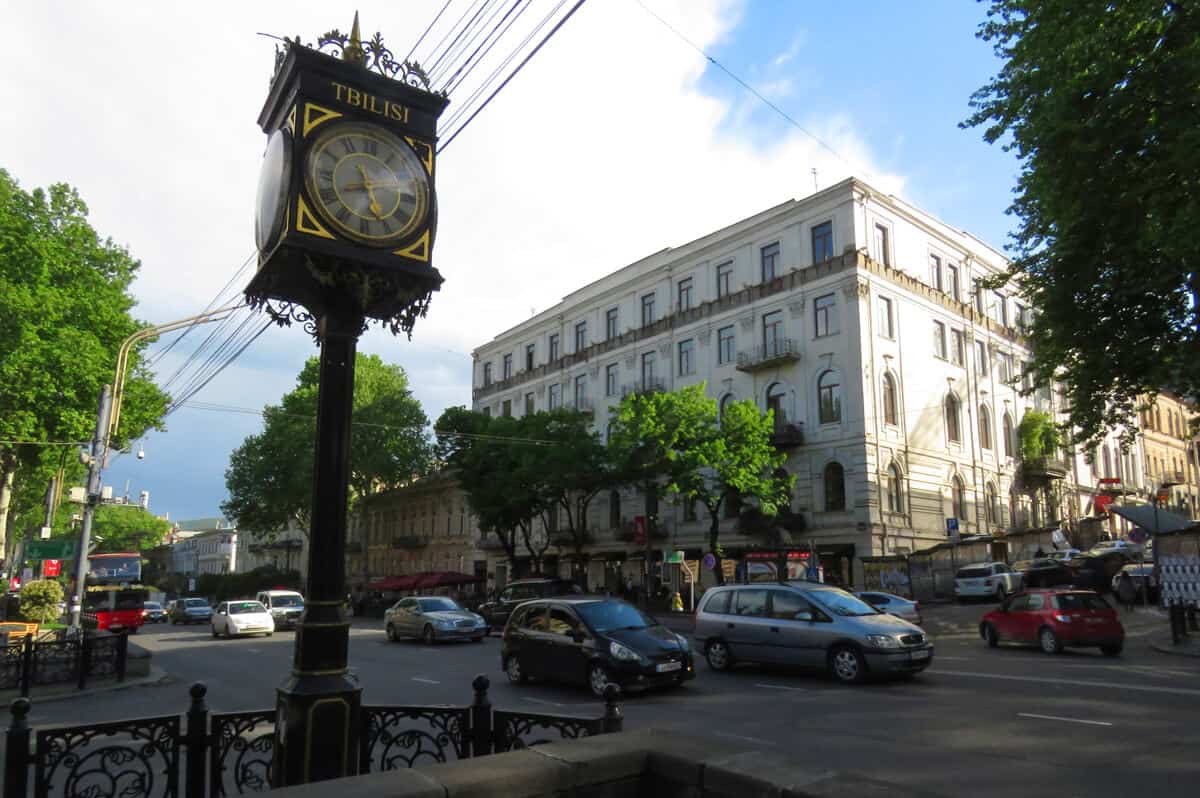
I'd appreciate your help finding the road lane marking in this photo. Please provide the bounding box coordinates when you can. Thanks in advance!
[754,683,809,692]
[1018,712,1113,727]
[411,677,440,684]
[712,731,777,746]
[521,697,565,707]
[246,649,261,654]
[933,656,970,661]
[930,669,1200,697]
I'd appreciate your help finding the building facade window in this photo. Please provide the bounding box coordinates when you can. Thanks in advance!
[677,277,694,311]
[951,329,965,365]
[1003,413,1015,458]
[874,223,890,266]
[502,354,512,380]
[482,362,494,387]
[716,260,733,298]
[947,263,960,302]
[641,293,656,326]
[878,296,894,338]
[763,310,784,354]
[641,352,656,387]
[811,221,833,263]
[951,476,966,520]
[573,375,587,408]
[824,462,846,511]
[574,321,587,352]
[761,242,780,282]
[525,343,535,372]
[767,382,787,426]
[548,384,561,410]
[605,307,618,340]
[605,363,618,396]
[719,394,734,422]
[501,399,512,417]
[975,340,988,376]
[979,405,993,450]
[974,279,985,314]
[886,464,904,513]
[717,325,735,365]
[993,291,1007,326]
[609,490,621,528]
[549,333,560,361]
[929,254,943,292]
[678,339,695,376]
[814,293,837,337]
[933,321,947,359]
[818,370,842,424]
[525,392,535,415]
[882,373,899,426]
[945,393,962,443]
[985,482,999,525]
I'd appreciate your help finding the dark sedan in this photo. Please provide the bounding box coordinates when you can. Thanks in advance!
[501,597,694,697]
[141,601,168,623]
[1013,558,1075,588]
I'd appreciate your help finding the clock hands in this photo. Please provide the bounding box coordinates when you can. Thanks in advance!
[343,162,411,220]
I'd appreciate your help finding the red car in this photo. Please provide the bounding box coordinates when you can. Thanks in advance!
[979,589,1123,656]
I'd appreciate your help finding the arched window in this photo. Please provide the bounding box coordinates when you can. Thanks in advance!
[818,371,841,424]
[951,476,966,520]
[1002,413,1015,459]
[609,489,621,528]
[944,393,962,443]
[882,373,899,426]
[979,405,992,450]
[767,383,787,427]
[886,464,904,513]
[985,482,998,525]
[824,462,846,511]
[1030,495,1041,527]
[719,394,735,423]
[1102,446,1112,478]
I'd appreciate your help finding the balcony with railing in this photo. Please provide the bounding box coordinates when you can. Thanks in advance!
[621,379,666,397]
[736,338,800,372]
[568,396,594,416]
[391,535,428,549]
[769,418,805,448]
[1020,457,1068,482]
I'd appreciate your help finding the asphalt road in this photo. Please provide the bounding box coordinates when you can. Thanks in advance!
[14,603,1200,797]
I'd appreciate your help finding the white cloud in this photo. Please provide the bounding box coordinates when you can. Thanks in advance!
[0,0,903,517]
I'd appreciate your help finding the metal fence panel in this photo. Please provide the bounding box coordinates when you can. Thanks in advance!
[34,713,180,798]
[491,709,604,753]
[359,705,471,772]
[208,710,274,797]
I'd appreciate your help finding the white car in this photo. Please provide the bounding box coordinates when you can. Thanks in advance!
[211,600,275,639]
[1090,539,1141,556]
[954,562,1022,601]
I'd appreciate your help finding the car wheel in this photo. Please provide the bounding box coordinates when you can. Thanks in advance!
[211,625,218,639]
[1100,643,1123,657]
[829,645,867,685]
[386,623,398,642]
[588,663,614,698]
[471,636,484,643]
[422,625,436,645]
[1038,627,1062,655]
[506,655,527,684]
[994,585,1006,602]
[982,623,998,648]
[705,640,732,672]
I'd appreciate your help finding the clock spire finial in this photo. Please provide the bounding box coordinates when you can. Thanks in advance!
[343,11,366,67]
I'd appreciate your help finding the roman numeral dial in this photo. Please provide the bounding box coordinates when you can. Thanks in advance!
[303,121,431,247]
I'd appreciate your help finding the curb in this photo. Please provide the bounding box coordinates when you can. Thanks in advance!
[1,666,172,706]
[1149,636,1200,658]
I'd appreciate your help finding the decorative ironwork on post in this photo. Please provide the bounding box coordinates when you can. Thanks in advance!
[245,12,450,789]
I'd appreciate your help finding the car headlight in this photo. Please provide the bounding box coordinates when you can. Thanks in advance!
[473,614,486,625]
[609,641,641,662]
[674,633,690,651]
[435,619,456,629]
[866,635,901,649]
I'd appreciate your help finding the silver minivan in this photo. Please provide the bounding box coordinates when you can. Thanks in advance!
[693,582,933,684]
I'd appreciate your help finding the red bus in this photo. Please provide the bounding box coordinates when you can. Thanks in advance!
[83,553,145,632]
[87,552,142,584]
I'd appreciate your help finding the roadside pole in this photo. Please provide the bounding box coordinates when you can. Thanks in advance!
[68,385,111,632]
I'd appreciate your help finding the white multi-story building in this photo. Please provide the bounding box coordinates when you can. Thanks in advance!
[470,177,1136,589]
[168,518,237,576]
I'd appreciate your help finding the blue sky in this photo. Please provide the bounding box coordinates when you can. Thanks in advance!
[3,0,1022,524]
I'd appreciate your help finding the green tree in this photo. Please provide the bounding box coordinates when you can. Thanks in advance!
[0,170,169,560]
[91,505,172,553]
[964,1,1200,447]
[20,579,65,624]
[222,353,431,540]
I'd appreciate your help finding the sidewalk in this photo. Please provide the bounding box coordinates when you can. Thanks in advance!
[0,666,170,706]
[1150,633,1200,658]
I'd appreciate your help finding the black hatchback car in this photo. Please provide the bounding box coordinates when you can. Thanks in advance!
[501,597,695,697]
[477,578,583,632]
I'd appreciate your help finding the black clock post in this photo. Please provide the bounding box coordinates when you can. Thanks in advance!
[243,16,448,787]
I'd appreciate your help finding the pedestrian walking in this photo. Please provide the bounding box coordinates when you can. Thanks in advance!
[1117,570,1136,611]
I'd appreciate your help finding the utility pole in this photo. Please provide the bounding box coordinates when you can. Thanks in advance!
[69,385,112,631]
[37,476,57,580]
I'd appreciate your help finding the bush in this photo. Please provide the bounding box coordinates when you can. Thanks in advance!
[20,580,65,625]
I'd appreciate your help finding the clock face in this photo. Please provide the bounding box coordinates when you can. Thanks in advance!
[303,121,430,247]
[255,128,292,253]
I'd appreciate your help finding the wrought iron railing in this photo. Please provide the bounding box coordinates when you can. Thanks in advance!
[4,675,622,798]
[1,632,129,696]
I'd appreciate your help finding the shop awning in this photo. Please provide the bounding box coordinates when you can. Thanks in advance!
[1110,503,1194,534]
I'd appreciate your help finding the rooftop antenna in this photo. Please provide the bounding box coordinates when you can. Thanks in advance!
[811,168,819,192]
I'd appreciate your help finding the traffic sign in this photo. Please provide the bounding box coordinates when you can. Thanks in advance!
[1128,528,1149,544]
[945,518,960,533]
[24,538,78,560]
[702,553,717,570]
[666,550,685,564]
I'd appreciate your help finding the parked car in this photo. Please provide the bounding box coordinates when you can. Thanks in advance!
[1111,563,1159,603]
[255,590,305,630]
[477,578,583,631]
[141,601,168,623]
[1046,548,1081,563]
[385,596,488,644]
[693,582,932,685]
[1089,539,1142,557]
[1067,551,1132,593]
[954,562,1022,602]
[855,592,922,626]
[170,597,213,625]
[502,597,694,697]
[1012,558,1075,589]
[211,600,274,638]
[979,589,1123,656]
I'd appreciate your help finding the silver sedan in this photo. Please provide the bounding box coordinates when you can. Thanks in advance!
[384,596,488,644]
[855,591,923,626]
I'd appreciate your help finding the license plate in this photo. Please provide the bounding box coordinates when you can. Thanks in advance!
[1085,618,1102,624]
[911,649,931,660]
[656,661,682,673]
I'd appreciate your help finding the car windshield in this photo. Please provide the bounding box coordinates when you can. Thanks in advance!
[271,595,303,607]
[810,589,880,617]
[144,602,162,610]
[1054,593,1111,611]
[184,599,208,608]
[576,601,653,632]
[1011,561,1033,571]
[418,598,462,612]
[230,601,267,615]
[550,582,585,595]
[957,567,990,578]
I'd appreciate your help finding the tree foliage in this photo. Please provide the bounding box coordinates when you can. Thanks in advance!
[91,505,172,553]
[0,169,169,557]
[1017,410,1061,462]
[222,353,431,539]
[20,579,64,624]
[964,1,1200,446]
